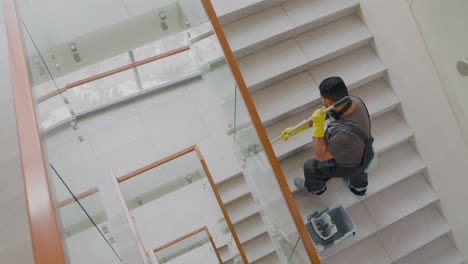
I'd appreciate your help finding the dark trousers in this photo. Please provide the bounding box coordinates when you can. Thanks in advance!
[303,159,368,194]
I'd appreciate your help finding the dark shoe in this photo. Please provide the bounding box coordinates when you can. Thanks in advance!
[312,186,327,195]
[349,185,367,196]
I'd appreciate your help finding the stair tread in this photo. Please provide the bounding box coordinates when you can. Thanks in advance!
[238,38,309,91]
[317,175,439,259]
[309,46,386,90]
[238,19,372,92]
[282,0,360,28]
[253,71,319,127]
[219,245,233,262]
[323,235,392,264]
[250,18,374,126]
[293,142,426,219]
[243,232,276,262]
[267,78,399,160]
[319,203,378,259]
[226,1,362,58]
[226,194,259,224]
[212,0,287,25]
[251,251,281,264]
[217,174,250,204]
[234,213,267,244]
[378,204,451,261]
[395,235,464,264]
[296,16,372,62]
[364,174,438,229]
[224,6,295,56]
[282,110,413,193]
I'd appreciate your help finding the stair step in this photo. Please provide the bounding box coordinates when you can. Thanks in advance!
[217,174,250,204]
[364,174,438,229]
[226,193,259,224]
[253,71,319,127]
[252,251,281,264]
[395,235,464,264]
[252,17,374,126]
[282,0,359,31]
[234,212,267,244]
[243,232,276,262]
[296,16,372,64]
[282,110,413,193]
[212,0,287,25]
[320,202,378,259]
[378,204,451,261]
[318,174,435,259]
[238,17,372,92]
[293,142,426,219]
[219,245,233,262]
[371,111,413,154]
[309,46,387,91]
[218,212,268,257]
[226,1,361,58]
[323,235,392,264]
[268,78,399,160]
[225,6,295,58]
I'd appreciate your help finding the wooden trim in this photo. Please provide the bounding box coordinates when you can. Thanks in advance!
[3,1,67,263]
[37,87,68,104]
[200,0,321,263]
[118,145,196,183]
[36,45,190,103]
[58,187,99,207]
[65,46,190,89]
[153,226,223,264]
[194,146,249,264]
[205,227,224,264]
[57,145,196,208]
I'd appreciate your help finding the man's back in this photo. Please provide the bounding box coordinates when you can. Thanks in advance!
[326,97,370,167]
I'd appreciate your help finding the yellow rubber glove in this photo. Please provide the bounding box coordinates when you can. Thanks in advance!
[312,107,327,138]
[280,122,310,141]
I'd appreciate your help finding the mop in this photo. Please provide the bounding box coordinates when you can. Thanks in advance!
[270,96,351,144]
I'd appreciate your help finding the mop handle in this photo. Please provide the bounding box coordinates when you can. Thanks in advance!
[271,96,350,143]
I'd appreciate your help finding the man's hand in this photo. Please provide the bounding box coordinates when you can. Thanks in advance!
[312,107,327,138]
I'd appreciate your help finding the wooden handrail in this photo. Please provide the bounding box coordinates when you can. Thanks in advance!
[117,145,196,183]
[194,146,249,264]
[58,187,99,207]
[3,0,67,263]
[36,45,190,104]
[152,226,223,264]
[200,0,321,263]
[62,145,250,263]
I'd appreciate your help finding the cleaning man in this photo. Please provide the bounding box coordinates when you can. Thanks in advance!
[280,77,374,196]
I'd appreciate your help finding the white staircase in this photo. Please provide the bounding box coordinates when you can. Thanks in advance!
[211,0,465,263]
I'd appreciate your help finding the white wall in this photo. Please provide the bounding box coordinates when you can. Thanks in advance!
[358,0,468,258]
[409,0,468,148]
[0,6,34,263]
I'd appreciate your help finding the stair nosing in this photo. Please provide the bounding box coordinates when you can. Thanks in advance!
[229,5,361,59]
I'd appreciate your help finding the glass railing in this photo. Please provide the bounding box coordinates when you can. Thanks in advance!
[117,147,247,264]
[152,227,222,264]
[7,0,320,263]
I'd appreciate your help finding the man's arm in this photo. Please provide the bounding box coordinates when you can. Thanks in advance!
[313,136,334,161]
